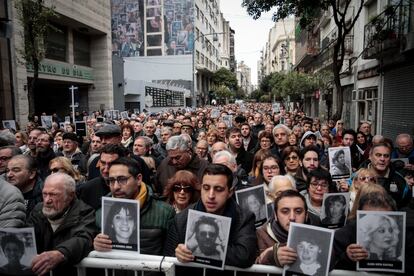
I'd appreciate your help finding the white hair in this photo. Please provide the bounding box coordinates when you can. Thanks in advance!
[166,135,189,151]
[268,175,296,193]
[273,124,292,136]
[45,172,76,196]
[213,150,236,166]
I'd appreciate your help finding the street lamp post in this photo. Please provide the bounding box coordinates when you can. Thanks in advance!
[192,32,225,107]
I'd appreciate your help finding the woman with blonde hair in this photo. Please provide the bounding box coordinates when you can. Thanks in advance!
[49,156,85,185]
[358,213,401,261]
[348,168,377,210]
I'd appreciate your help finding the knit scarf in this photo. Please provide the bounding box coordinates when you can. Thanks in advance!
[270,217,288,244]
[134,183,148,209]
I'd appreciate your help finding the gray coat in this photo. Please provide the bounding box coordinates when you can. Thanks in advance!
[0,178,26,227]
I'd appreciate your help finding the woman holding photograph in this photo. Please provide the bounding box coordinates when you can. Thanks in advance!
[333,184,398,270]
[359,214,401,261]
[105,202,137,245]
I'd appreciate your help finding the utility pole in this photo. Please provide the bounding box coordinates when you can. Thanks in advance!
[69,85,78,123]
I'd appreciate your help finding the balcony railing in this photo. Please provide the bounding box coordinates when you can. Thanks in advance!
[363,4,410,59]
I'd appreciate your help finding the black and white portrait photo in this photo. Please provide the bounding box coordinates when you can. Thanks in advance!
[0,228,37,275]
[2,120,16,132]
[320,193,350,229]
[102,197,139,252]
[284,223,334,276]
[328,147,352,180]
[357,211,406,273]
[235,185,268,227]
[40,116,53,129]
[185,210,231,270]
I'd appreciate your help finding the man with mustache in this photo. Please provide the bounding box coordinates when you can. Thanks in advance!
[28,173,96,276]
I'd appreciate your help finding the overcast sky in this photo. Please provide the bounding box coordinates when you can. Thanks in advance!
[219,1,276,85]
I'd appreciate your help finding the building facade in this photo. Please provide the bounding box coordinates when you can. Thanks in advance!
[111,0,232,109]
[293,0,414,139]
[237,61,252,95]
[259,18,296,78]
[9,0,112,126]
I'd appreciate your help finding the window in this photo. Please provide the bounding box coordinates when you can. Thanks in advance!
[73,31,90,66]
[45,23,67,61]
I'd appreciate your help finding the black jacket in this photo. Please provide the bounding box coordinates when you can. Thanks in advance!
[77,176,109,210]
[359,163,410,208]
[164,199,257,275]
[333,220,357,270]
[36,148,56,180]
[236,148,253,174]
[27,199,97,276]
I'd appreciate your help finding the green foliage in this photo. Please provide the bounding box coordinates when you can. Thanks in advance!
[243,0,365,119]
[15,0,57,65]
[212,67,239,91]
[242,0,328,29]
[256,71,333,101]
[213,84,233,99]
[15,0,57,115]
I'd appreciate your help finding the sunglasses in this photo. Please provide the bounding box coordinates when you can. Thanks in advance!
[358,176,376,182]
[172,185,193,193]
[50,167,65,173]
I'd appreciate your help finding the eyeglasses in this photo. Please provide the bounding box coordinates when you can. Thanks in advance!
[50,167,65,173]
[106,176,132,186]
[310,181,329,189]
[172,185,194,193]
[358,176,376,182]
[263,165,279,171]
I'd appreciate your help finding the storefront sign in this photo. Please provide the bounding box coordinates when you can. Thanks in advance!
[27,61,93,80]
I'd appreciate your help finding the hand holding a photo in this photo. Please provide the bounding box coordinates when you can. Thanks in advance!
[175,243,195,263]
[346,244,368,262]
[31,250,65,275]
[337,179,349,192]
[277,245,297,266]
[93,233,113,252]
[256,246,273,264]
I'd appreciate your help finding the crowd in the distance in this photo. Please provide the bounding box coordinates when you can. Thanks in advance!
[0,102,414,276]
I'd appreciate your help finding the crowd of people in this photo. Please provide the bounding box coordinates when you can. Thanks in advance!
[0,102,414,275]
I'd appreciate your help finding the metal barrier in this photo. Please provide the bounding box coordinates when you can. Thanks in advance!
[77,251,389,276]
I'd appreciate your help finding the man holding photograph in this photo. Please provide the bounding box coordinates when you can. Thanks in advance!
[164,164,257,271]
[28,173,96,276]
[93,157,174,255]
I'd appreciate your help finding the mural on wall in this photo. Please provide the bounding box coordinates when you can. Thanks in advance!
[111,0,194,57]
[164,0,194,55]
[111,0,145,57]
